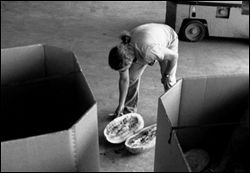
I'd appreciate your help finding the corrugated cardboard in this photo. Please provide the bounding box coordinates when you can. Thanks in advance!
[1,44,100,172]
[154,74,249,172]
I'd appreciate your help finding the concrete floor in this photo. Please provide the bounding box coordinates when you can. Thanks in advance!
[1,1,249,172]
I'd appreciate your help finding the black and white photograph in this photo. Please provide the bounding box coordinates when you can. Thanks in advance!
[1,1,249,172]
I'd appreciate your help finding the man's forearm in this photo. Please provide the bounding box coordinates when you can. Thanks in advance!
[160,48,178,76]
[159,58,177,78]
[119,78,129,107]
[164,56,177,75]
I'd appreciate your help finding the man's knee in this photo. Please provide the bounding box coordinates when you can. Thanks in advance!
[129,76,140,85]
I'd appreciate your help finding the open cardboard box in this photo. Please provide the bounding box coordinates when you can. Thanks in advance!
[154,74,249,172]
[1,44,100,172]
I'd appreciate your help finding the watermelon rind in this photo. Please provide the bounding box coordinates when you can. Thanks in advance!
[125,123,157,154]
[104,113,144,144]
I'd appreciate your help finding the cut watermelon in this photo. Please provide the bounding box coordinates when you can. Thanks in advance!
[104,113,144,144]
[125,124,157,154]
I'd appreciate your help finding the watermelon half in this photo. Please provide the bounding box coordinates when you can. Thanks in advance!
[125,124,157,154]
[104,113,144,144]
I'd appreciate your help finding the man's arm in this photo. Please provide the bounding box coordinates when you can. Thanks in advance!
[159,48,178,91]
[115,69,129,116]
[159,48,178,76]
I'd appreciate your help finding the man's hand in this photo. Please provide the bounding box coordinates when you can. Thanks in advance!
[161,75,172,92]
[158,47,178,92]
[114,104,124,117]
[108,105,124,118]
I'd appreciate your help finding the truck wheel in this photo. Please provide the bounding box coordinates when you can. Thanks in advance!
[181,20,207,42]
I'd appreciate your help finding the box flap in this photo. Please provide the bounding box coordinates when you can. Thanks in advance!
[1,44,81,86]
[177,74,249,150]
[44,45,80,76]
[74,104,100,172]
[159,79,182,126]
[203,74,249,123]
[1,131,76,172]
[73,72,95,113]
[154,97,190,172]
[179,74,249,126]
[1,44,45,85]
[178,76,208,127]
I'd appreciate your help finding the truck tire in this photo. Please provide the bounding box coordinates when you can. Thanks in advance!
[181,20,207,42]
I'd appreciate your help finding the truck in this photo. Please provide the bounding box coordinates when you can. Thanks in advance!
[166,1,249,42]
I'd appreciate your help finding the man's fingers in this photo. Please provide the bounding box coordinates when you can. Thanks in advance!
[108,112,119,117]
[108,112,124,118]
[108,113,115,116]
[118,112,124,117]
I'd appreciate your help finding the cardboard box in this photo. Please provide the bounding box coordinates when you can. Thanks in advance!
[154,74,249,172]
[1,44,100,172]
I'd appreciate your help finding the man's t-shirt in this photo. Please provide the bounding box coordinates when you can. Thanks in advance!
[130,23,178,64]
[129,23,178,86]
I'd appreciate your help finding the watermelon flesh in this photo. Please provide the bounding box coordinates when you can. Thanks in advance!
[104,113,144,144]
[125,124,157,154]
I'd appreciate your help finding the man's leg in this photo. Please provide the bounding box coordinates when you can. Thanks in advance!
[123,61,147,114]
